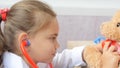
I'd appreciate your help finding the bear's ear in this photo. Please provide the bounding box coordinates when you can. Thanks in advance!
[112,10,120,21]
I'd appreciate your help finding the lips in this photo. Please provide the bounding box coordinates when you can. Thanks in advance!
[52,53,55,56]
[52,52,56,56]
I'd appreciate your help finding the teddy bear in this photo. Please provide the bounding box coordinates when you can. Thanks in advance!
[83,10,120,68]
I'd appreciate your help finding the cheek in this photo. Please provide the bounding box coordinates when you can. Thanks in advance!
[29,39,56,62]
[32,40,54,54]
[43,40,55,51]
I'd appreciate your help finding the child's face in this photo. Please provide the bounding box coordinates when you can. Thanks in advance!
[29,18,59,63]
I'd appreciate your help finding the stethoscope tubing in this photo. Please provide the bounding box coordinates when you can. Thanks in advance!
[20,40,53,68]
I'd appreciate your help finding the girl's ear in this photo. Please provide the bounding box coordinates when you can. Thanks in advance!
[18,32,28,46]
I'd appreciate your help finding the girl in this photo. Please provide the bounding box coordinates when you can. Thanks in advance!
[0,0,119,68]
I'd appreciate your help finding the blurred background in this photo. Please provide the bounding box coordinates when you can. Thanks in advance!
[0,0,120,52]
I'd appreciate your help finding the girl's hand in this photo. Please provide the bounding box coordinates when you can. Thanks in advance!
[101,42,120,68]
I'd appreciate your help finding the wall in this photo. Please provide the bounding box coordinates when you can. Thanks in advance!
[57,15,111,52]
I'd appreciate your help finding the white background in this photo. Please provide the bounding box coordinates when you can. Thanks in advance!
[0,0,120,16]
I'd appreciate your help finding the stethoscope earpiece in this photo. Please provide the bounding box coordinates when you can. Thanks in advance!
[26,40,31,46]
[23,40,31,46]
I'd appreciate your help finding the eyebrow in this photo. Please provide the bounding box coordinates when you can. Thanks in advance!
[50,34,58,36]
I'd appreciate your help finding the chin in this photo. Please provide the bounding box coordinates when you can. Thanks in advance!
[40,58,53,63]
[46,59,53,63]
[47,57,54,63]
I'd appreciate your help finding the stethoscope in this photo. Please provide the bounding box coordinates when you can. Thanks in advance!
[20,40,53,68]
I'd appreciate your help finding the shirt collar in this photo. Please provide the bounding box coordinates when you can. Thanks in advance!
[3,51,29,68]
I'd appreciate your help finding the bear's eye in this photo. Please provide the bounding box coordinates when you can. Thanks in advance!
[117,23,120,27]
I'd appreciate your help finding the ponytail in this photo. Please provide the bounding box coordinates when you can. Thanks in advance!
[0,15,6,65]
[0,15,2,23]
[0,8,9,65]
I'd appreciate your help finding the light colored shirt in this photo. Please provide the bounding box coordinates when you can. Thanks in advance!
[3,46,86,68]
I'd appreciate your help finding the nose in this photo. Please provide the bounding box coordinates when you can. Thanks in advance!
[55,41,60,50]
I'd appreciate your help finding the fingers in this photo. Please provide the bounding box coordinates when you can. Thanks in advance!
[113,52,119,55]
[117,55,120,61]
[113,52,120,62]
[103,42,111,52]
[101,41,120,68]
[108,45,117,52]
[108,47,120,62]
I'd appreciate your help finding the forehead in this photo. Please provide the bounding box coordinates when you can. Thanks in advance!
[46,18,59,33]
[38,18,59,35]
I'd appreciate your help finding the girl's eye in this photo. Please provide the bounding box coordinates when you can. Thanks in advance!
[117,22,120,27]
[52,37,55,39]
[49,37,56,40]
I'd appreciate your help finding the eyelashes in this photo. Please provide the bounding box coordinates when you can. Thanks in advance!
[49,37,56,40]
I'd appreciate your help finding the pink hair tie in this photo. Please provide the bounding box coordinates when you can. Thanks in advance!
[0,8,9,21]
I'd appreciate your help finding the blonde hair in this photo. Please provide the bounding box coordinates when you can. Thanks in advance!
[0,0,56,64]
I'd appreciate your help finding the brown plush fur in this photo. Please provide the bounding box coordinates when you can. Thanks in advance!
[84,10,120,68]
